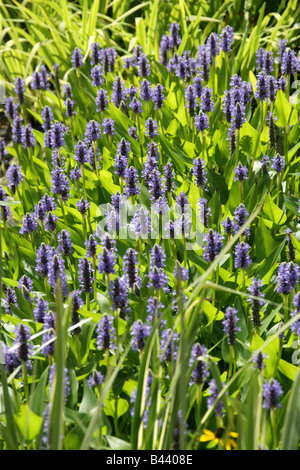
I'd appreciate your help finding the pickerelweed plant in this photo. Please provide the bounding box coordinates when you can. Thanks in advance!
[0,0,300,452]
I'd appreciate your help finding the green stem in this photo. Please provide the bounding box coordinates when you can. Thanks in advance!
[240,180,244,202]
[201,131,205,161]
[83,216,87,242]
[196,384,203,426]
[270,408,277,449]
[80,164,88,200]
[22,362,30,403]
[276,172,281,206]
[67,256,76,289]
[284,126,289,195]
[93,141,99,177]
[59,195,67,226]
[93,255,97,303]
[224,53,229,91]
[242,269,246,291]
[228,345,235,378]
[283,294,289,324]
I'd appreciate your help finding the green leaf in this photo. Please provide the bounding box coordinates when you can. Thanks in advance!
[78,379,98,414]
[14,404,43,442]
[261,193,287,227]
[274,90,298,127]
[281,367,300,450]
[278,358,299,381]
[135,17,146,51]
[104,397,129,418]
[105,435,131,450]
[256,240,285,283]
[238,370,261,450]
[30,366,50,417]
[255,217,276,261]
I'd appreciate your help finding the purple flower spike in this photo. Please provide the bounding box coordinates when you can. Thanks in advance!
[201,86,214,113]
[145,117,159,139]
[276,261,299,295]
[5,96,19,120]
[123,248,141,288]
[96,313,117,350]
[111,75,127,108]
[190,343,209,386]
[129,97,143,114]
[88,371,104,388]
[102,118,115,136]
[191,157,207,189]
[14,77,26,104]
[140,79,152,101]
[207,378,224,416]
[222,216,234,237]
[48,251,69,297]
[247,278,265,328]
[255,72,269,102]
[234,241,252,269]
[49,121,67,149]
[262,378,283,410]
[137,53,151,77]
[281,48,300,75]
[131,320,151,352]
[124,166,140,197]
[109,276,129,319]
[194,110,209,132]
[76,197,90,216]
[98,247,116,275]
[6,164,23,191]
[33,297,49,323]
[148,266,169,292]
[20,213,38,235]
[185,85,197,117]
[50,167,70,201]
[222,306,241,345]
[203,229,224,263]
[152,83,165,109]
[96,88,109,112]
[15,323,33,363]
[219,25,234,53]
[78,257,94,294]
[233,203,250,238]
[271,153,285,173]
[91,65,104,87]
[4,287,18,314]
[64,98,77,118]
[233,162,248,182]
[44,211,58,232]
[84,120,101,143]
[71,47,84,69]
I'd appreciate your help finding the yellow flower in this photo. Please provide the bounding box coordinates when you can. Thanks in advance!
[199,427,238,450]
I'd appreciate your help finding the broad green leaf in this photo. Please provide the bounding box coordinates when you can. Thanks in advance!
[261,193,287,226]
[274,90,298,127]
[14,404,43,442]
[256,240,285,283]
[104,397,129,418]
[105,435,131,450]
[255,217,276,261]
